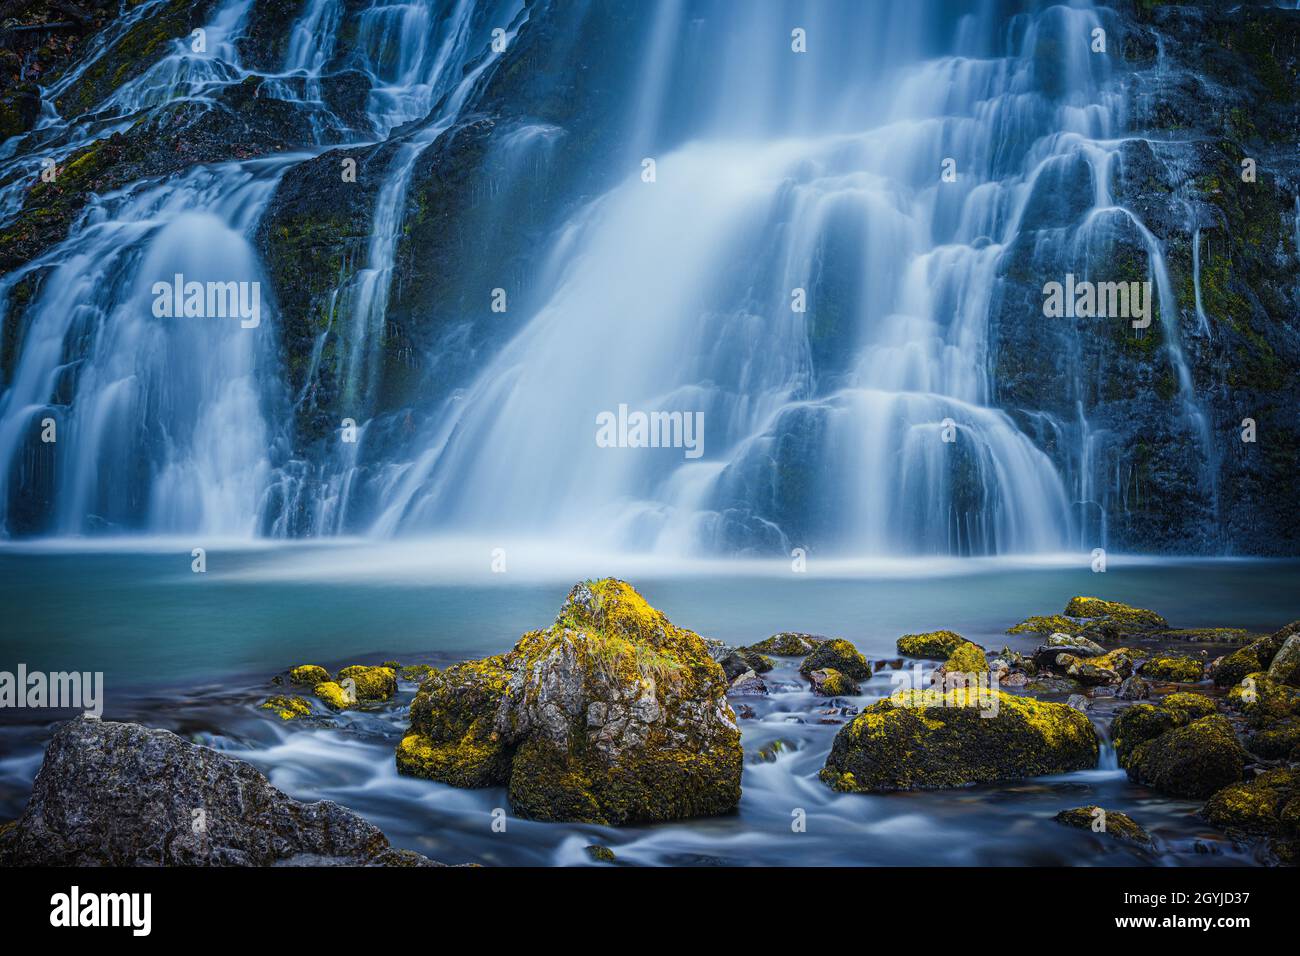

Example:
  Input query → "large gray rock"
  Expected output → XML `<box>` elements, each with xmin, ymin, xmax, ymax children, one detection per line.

<box><xmin>0</xmin><ymin>718</ymin><xmax>433</xmax><ymax>867</ymax></box>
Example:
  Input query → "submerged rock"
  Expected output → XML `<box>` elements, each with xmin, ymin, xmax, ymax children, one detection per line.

<box><xmin>585</xmin><ymin>844</ymin><xmax>616</xmax><ymax>863</ymax></box>
<box><xmin>396</xmin><ymin>579</ymin><xmax>742</xmax><ymax>825</ymax></box>
<box><xmin>819</xmin><ymin>688</ymin><xmax>1099</xmax><ymax>792</ymax></box>
<box><xmin>1054</xmin><ymin>806</ymin><xmax>1153</xmax><ymax>847</ymax></box>
<box><xmin>895</xmin><ymin>629</ymin><xmax>967</xmax><ymax>660</ymax></box>
<box><xmin>0</xmin><ymin>718</ymin><xmax>433</xmax><ymax>866</ymax></box>
<box><xmin>799</xmin><ymin>638</ymin><xmax>872</xmax><ymax>680</ymax></box>
<box><xmin>727</xmin><ymin>669</ymin><xmax>769</xmax><ymax>697</ymax></box>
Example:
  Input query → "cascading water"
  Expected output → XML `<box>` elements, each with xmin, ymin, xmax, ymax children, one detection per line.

<box><xmin>0</xmin><ymin>1</ymin><xmax>1227</xmax><ymax>555</ymax></box>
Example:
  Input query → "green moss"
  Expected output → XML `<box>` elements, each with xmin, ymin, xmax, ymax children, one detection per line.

<box><xmin>820</xmin><ymin>688</ymin><xmax>1099</xmax><ymax>792</ymax></box>
<box><xmin>395</xmin><ymin>731</ymin><xmax>508</xmax><ymax>788</ymax></box>
<box><xmin>1226</xmin><ymin>672</ymin><xmax>1300</xmax><ymax>727</ymax></box>
<box><xmin>896</xmin><ymin>629</ymin><xmax>967</xmax><ymax>659</ymax></box>
<box><xmin>260</xmin><ymin>695</ymin><xmax>312</xmax><ymax>720</ymax></box>
<box><xmin>401</xmin><ymin>663</ymin><xmax>434</xmax><ymax>681</ymax></box>
<box><xmin>288</xmin><ymin>664</ymin><xmax>330</xmax><ymax>686</ymax></box>
<box><xmin>1138</xmin><ymin>656</ymin><xmax>1205</xmax><ymax>683</ymax></box>
<box><xmin>799</xmin><ymin>638</ymin><xmax>872</xmax><ymax>679</ymax></box>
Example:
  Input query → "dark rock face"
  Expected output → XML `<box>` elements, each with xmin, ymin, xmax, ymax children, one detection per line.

<box><xmin>992</xmin><ymin>1</ymin><xmax>1300</xmax><ymax>555</ymax></box>
<box><xmin>0</xmin><ymin>718</ymin><xmax>433</xmax><ymax>866</ymax></box>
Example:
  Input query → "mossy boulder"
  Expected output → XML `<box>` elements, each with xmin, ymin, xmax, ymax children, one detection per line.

<box><xmin>808</xmin><ymin>668</ymin><xmax>860</xmax><ymax>697</ymax></box>
<box><xmin>748</xmin><ymin>633</ymin><xmax>823</xmax><ymax>656</ymax></box>
<box><xmin>585</xmin><ymin>844</ymin><xmax>616</xmax><ymax>863</ymax></box>
<box><xmin>401</xmin><ymin>664</ymin><xmax>435</xmax><ymax>682</ymax></box>
<box><xmin>288</xmin><ymin>665</ymin><xmax>331</xmax><ymax>686</ymax></box>
<box><xmin>1245</xmin><ymin>719</ymin><xmax>1300</xmax><ymax>760</ymax></box>
<box><xmin>1065</xmin><ymin>646</ymin><xmax>1140</xmax><ymax>685</ymax></box>
<box><xmin>337</xmin><ymin>665</ymin><xmax>397</xmax><ymax>702</ymax></box>
<box><xmin>1110</xmin><ymin>703</ymin><xmax>1182</xmax><ymax>765</ymax></box>
<box><xmin>1138</xmin><ymin>655</ymin><xmax>1205</xmax><ymax>683</ymax></box>
<box><xmin>1054</xmin><ymin>806</ymin><xmax>1153</xmax><ymax>847</ymax></box>
<box><xmin>799</xmin><ymin>638</ymin><xmax>872</xmax><ymax>680</ymax></box>
<box><xmin>1160</xmin><ymin>692</ymin><xmax>1217</xmax><ymax>721</ymax></box>
<box><xmin>1122</xmin><ymin>715</ymin><xmax>1247</xmax><ymax>799</ymax></box>
<box><xmin>396</xmin><ymin>580</ymin><xmax>742</xmax><ymax>825</ymax></box>
<box><xmin>1063</xmin><ymin>596</ymin><xmax>1168</xmax><ymax>632</ymax></box>
<box><xmin>1226</xmin><ymin>672</ymin><xmax>1300</xmax><ymax>727</ymax></box>
<box><xmin>896</xmin><ymin>630</ymin><xmax>967</xmax><ymax>660</ymax></box>
<box><xmin>819</xmin><ymin>687</ymin><xmax>1099</xmax><ymax>792</ymax></box>
<box><xmin>1201</xmin><ymin>769</ymin><xmax>1300</xmax><ymax>861</ymax></box>
<box><xmin>1215</xmin><ymin>622</ymin><xmax>1298</xmax><ymax>687</ymax></box>
<box><xmin>314</xmin><ymin>682</ymin><xmax>353</xmax><ymax>712</ymax></box>
<box><xmin>260</xmin><ymin>695</ymin><xmax>312</xmax><ymax>721</ymax></box>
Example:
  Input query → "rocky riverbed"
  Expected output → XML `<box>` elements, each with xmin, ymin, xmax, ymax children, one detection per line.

<box><xmin>3</xmin><ymin>578</ymin><xmax>1297</xmax><ymax>866</ymax></box>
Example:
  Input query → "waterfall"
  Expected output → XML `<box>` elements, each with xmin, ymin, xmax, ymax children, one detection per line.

<box><xmin>0</xmin><ymin>0</ymin><xmax>1231</xmax><ymax>554</ymax></box>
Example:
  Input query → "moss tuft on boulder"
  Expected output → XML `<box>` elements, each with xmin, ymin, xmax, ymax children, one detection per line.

<box><xmin>896</xmin><ymin>630</ymin><xmax>967</xmax><ymax>660</ymax></box>
<box><xmin>799</xmin><ymin>638</ymin><xmax>872</xmax><ymax>680</ymax></box>
<box><xmin>395</xmin><ymin>579</ymin><xmax>742</xmax><ymax>825</ymax></box>
<box><xmin>1007</xmin><ymin>615</ymin><xmax>1087</xmax><ymax>636</ymax></box>
<box><xmin>819</xmin><ymin>687</ymin><xmax>1099</xmax><ymax>792</ymax></box>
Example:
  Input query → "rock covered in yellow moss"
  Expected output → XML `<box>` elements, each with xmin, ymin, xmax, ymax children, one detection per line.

<box><xmin>260</xmin><ymin>695</ymin><xmax>312</xmax><ymax>720</ymax></box>
<box><xmin>1214</xmin><ymin>621</ymin><xmax>1300</xmax><ymax>687</ymax></box>
<box><xmin>1201</xmin><ymin>769</ymin><xmax>1299</xmax><ymax>863</ymax></box>
<box><xmin>808</xmin><ymin>668</ymin><xmax>859</xmax><ymax>697</ymax></box>
<box><xmin>896</xmin><ymin>629</ymin><xmax>967</xmax><ymax>660</ymax></box>
<box><xmin>337</xmin><ymin>665</ymin><xmax>397</xmax><ymax>702</ymax></box>
<box><xmin>819</xmin><ymin>687</ymin><xmax>1099</xmax><ymax>792</ymax></box>
<box><xmin>799</xmin><ymin>638</ymin><xmax>872</xmax><ymax>680</ymax></box>
<box><xmin>314</xmin><ymin>681</ymin><xmax>354</xmax><ymax>711</ymax></box>
<box><xmin>1138</xmin><ymin>655</ymin><xmax>1205</xmax><ymax>683</ymax></box>
<box><xmin>1118</xmin><ymin>713</ymin><xmax>1246</xmax><ymax>799</ymax></box>
<box><xmin>1054</xmin><ymin>806</ymin><xmax>1154</xmax><ymax>847</ymax></box>
<box><xmin>288</xmin><ymin>665</ymin><xmax>330</xmax><ymax>686</ymax></box>
<box><xmin>395</xmin><ymin>579</ymin><xmax>742</xmax><ymax>825</ymax></box>
<box><xmin>747</xmin><ymin>633</ymin><xmax>823</xmax><ymax>656</ymax></box>
<box><xmin>1063</xmin><ymin>596</ymin><xmax>1168</xmax><ymax>633</ymax></box>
